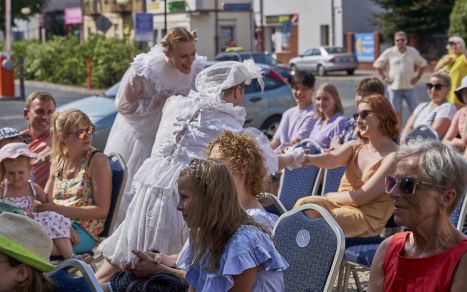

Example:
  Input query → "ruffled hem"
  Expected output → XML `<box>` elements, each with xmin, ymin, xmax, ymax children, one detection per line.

<box><xmin>220</xmin><ymin>226</ymin><xmax>289</xmax><ymax>275</ymax></box>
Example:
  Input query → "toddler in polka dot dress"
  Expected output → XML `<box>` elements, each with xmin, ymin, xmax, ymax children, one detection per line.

<box><xmin>0</xmin><ymin>143</ymin><xmax>77</xmax><ymax>259</ymax></box>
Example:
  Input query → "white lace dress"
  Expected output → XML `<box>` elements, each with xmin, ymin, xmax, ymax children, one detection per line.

<box><xmin>98</xmin><ymin>91</ymin><xmax>252</xmax><ymax>266</ymax></box>
<box><xmin>104</xmin><ymin>45</ymin><xmax>206</xmax><ymax>227</ymax></box>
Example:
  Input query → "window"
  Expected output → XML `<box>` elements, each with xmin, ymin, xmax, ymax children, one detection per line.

<box><xmin>320</xmin><ymin>25</ymin><xmax>329</xmax><ymax>46</ymax></box>
<box><xmin>312</xmin><ymin>49</ymin><xmax>321</xmax><ymax>56</ymax></box>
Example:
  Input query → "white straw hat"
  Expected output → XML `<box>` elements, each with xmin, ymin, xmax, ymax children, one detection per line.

<box><xmin>0</xmin><ymin>213</ymin><xmax>54</xmax><ymax>272</ymax></box>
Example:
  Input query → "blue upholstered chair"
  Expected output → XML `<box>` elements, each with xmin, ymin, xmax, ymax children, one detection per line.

<box><xmin>273</xmin><ymin>203</ymin><xmax>345</xmax><ymax>292</ymax></box>
<box><xmin>404</xmin><ymin>125</ymin><xmax>439</xmax><ymax>144</ymax></box>
<box><xmin>46</xmin><ymin>259</ymin><xmax>103</xmax><ymax>292</ymax></box>
<box><xmin>321</xmin><ymin>166</ymin><xmax>347</xmax><ymax>196</ymax></box>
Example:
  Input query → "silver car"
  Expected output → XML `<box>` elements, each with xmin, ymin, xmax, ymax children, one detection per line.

<box><xmin>57</xmin><ymin>66</ymin><xmax>294</xmax><ymax>150</ymax></box>
<box><xmin>288</xmin><ymin>46</ymin><xmax>358</xmax><ymax>76</ymax></box>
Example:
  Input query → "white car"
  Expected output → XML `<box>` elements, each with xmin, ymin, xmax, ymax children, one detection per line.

<box><xmin>289</xmin><ymin>46</ymin><xmax>358</xmax><ymax>76</ymax></box>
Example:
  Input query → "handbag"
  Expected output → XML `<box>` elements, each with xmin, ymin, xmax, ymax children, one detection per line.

<box><xmin>110</xmin><ymin>271</ymin><xmax>187</xmax><ymax>292</ymax></box>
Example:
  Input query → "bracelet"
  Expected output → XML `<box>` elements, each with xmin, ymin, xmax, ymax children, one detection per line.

<box><xmin>146</xmin><ymin>248</ymin><xmax>160</xmax><ymax>253</ymax></box>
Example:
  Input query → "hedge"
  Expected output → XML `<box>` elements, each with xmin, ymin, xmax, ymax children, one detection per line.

<box><xmin>3</xmin><ymin>35</ymin><xmax>140</xmax><ymax>89</ymax></box>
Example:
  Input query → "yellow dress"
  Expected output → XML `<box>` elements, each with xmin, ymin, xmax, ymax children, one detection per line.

<box><xmin>302</xmin><ymin>143</ymin><xmax>393</xmax><ymax>237</ymax></box>
<box><xmin>448</xmin><ymin>54</ymin><xmax>467</xmax><ymax>107</ymax></box>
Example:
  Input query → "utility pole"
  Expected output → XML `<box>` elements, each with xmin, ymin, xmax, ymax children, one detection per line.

<box><xmin>5</xmin><ymin>0</ymin><xmax>11</xmax><ymax>55</ymax></box>
<box><xmin>164</xmin><ymin>0</ymin><xmax>167</xmax><ymax>37</ymax></box>
<box><xmin>259</xmin><ymin>0</ymin><xmax>264</xmax><ymax>52</ymax></box>
<box><xmin>214</xmin><ymin>0</ymin><xmax>219</xmax><ymax>55</ymax></box>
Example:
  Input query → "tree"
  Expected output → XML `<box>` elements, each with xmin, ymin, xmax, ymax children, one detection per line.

<box><xmin>448</xmin><ymin>0</ymin><xmax>467</xmax><ymax>41</ymax></box>
<box><xmin>371</xmin><ymin>0</ymin><xmax>455</xmax><ymax>39</ymax></box>
<box><xmin>0</xmin><ymin>0</ymin><xmax>48</xmax><ymax>30</ymax></box>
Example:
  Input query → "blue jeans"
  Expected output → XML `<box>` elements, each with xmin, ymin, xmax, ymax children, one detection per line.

<box><xmin>387</xmin><ymin>88</ymin><xmax>419</xmax><ymax>113</ymax></box>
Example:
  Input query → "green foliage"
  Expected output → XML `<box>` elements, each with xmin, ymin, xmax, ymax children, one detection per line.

<box><xmin>10</xmin><ymin>36</ymin><xmax>139</xmax><ymax>88</ymax></box>
<box><xmin>371</xmin><ymin>0</ymin><xmax>455</xmax><ymax>38</ymax></box>
<box><xmin>448</xmin><ymin>0</ymin><xmax>467</xmax><ymax>41</ymax></box>
<box><xmin>0</xmin><ymin>0</ymin><xmax>48</xmax><ymax>30</ymax></box>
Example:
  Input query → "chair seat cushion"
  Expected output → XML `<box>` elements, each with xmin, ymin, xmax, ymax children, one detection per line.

<box><xmin>345</xmin><ymin>244</ymin><xmax>379</xmax><ymax>267</ymax></box>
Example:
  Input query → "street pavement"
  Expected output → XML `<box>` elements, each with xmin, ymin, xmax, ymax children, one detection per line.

<box><xmin>0</xmin><ymin>70</ymin><xmax>431</xmax><ymax>131</ymax></box>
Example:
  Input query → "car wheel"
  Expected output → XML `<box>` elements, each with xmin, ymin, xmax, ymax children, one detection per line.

<box><xmin>318</xmin><ymin>65</ymin><xmax>326</xmax><ymax>76</ymax></box>
<box><xmin>347</xmin><ymin>69</ymin><xmax>355</xmax><ymax>75</ymax></box>
<box><xmin>290</xmin><ymin>64</ymin><xmax>298</xmax><ymax>76</ymax></box>
<box><xmin>261</xmin><ymin>116</ymin><xmax>282</xmax><ymax>140</ymax></box>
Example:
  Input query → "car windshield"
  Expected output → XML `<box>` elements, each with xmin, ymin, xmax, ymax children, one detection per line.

<box><xmin>324</xmin><ymin>47</ymin><xmax>346</xmax><ymax>54</ymax></box>
<box><xmin>105</xmin><ymin>82</ymin><xmax>121</xmax><ymax>98</ymax></box>
<box><xmin>241</xmin><ymin>53</ymin><xmax>277</xmax><ymax>65</ymax></box>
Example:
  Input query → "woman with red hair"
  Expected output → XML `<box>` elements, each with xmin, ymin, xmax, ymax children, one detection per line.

<box><xmin>294</xmin><ymin>94</ymin><xmax>399</xmax><ymax>238</ymax></box>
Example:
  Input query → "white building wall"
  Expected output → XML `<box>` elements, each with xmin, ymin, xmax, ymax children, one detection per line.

<box><xmin>148</xmin><ymin>0</ymin><xmax>254</xmax><ymax>59</ymax></box>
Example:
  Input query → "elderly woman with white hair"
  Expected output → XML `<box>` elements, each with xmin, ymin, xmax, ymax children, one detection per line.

<box><xmin>96</xmin><ymin>60</ymin><xmax>300</xmax><ymax>282</ymax></box>
<box><xmin>368</xmin><ymin>140</ymin><xmax>467</xmax><ymax>292</ymax></box>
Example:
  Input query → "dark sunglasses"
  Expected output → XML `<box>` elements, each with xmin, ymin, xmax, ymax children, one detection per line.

<box><xmin>447</xmin><ymin>41</ymin><xmax>456</xmax><ymax>46</ymax></box>
<box><xmin>385</xmin><ymin>175</ymin><xmax>445</xmax><ymax>196</ymax></box>
<box><xmin>353</xmin><ymin>109</ymin><xmax>374</xmax><ymax>120</ymax></box>
<box><xmin>74</xmin><ymin>125</ymin><xmax>95</xmax><ymax>140</ymax></box>
<box><xmin>426</xmin><ymin>83</ymin><xmax>447</xmax><ymax>91</ymax></box>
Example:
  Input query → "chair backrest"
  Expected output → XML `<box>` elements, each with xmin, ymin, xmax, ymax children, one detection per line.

<box><xmin>321</xmin><ymin>166</ymin><xmax>347</xmax><ymax>195</ymax></box>
<box><xmin>277</xmin><ymin>139</ymin><xmax>323</xmax><ymax>210</ymax></box>
<box><xmin>273</xmin><ymin>204</ymin><xmax>345</xmax><ymax>292</ymax></box>
<box><xmin>404</xmin><ymin>125</ymin><xmax>439</xmax><ymax>144</ymax></box>
<box><xmin>261</xmin><ymin>192</ymin><xmax>287</xmax><ymax>215</ymax></box>
<box><xmin>46</xmin><ymin>259</ymin><xmax>103</xmax><ymax>292</ymax></box>
<box><xmin>450</xmin><ymin>192</ymin><xmax>467</xmax><ymax>232</ymax></box>
<box><xmin>100</xmin><ymin>152</ymin><xmax>128</xmax><ymax>237</ymax></box>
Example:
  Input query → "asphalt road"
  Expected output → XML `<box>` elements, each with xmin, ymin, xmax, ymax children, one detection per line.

<box><xmin>0</xmin><ymin>71</ymin><xmax>431</xmax><ymax>131</ymax></box>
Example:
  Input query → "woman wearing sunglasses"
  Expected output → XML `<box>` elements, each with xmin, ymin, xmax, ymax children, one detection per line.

<box><xmin>368</xmin><ymin>140</ymin><xmax>467</xmax><ymax>292</ymax></box>
<box><xmin>294</xmin><ymin>94</ymin><xmax>398</xmax><ymax>238</ymax></box>
<box><xmin>37</xmin><ymin>108</ymin><xmax>112</xmax><ymax>254</ymax></box>
<box><xmin>400</xmin><ymin>72</ymin><xmax>457</xmax><ymax>143</ymax></box>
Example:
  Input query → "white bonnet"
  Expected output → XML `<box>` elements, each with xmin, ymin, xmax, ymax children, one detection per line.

<box><xmin>195</xmin><ymin>59</ymin><xmax>264</xmax><ymax>97</ymax></box>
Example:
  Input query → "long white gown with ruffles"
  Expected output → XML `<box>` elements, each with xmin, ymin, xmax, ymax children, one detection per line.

<box><xmin>98</xmin><ymin>91</ymin><xmax>274</xmax><ymax>266</ymax></box>
<box><xmin>104</xmin><ymin>45</ymin><xmax>206</xmax><ymax>227</ymax></box>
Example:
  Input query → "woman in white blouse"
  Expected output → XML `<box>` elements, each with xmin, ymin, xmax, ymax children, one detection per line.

<box><xmin>400</xmin><ymin>72</ymin><xmax>457</xmax><ymax>142</ymax></box>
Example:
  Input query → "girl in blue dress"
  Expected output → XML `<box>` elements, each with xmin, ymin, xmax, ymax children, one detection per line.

<box><xmin>176</xmin><ymin>158</ymin><xmax>288</xmax><ymax>291</ymax></box>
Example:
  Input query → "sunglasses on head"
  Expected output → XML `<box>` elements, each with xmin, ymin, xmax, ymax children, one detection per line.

<box><xmin>74</xmin><ymin>125</ymin><xmax>95</xmax><ymax>140</ymax></box>
<box><xmin>385</xmin><ymin>175</ymin><xmax>445</xmax><ymax>196</ymax></box>
<box><xmin>426</xmin><ymin>83</ymin><xmax>446</xmax><ymax>91</ymax></box>
<box><xmin>447</xmin><ymin>41</ymin><xmax>456</xmax><ymax>46</ymax></box>
<box><xmin>353</xmin><ymin>109</ymin><xmax>374</xmax><ymax>120</ymax></box>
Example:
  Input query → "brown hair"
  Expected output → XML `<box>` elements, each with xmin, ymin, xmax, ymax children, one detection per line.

<box><xmin>179</xmin><ymin>158</ymin><xmax>268</xmax><ymax>272</ymax></box>
<box><xmin>25</xmin><ymin>92</ymin><xmax>56</xmax><ymax>110</ymax></box>
<box><xmin>51</xmin><ymin>109</ymin><xmax>93</xmax><ymax>167</ymax></box>
<box><xmin>5</xmin><ymin>255</ymin><xmax>56</xmax><ymax>292</ymax></box>
<box><xmin>357</xmin><ymin>94</ymin><xmax>399</xmax><ymax>138</ymax></box>
<box><xmin>315</xmin><ymin>83</ymin><xmax>344</xmax><ymax>118</ymax></box>
<box><xmin>207</xmin><ymin>131</ymin><xmax>266</xmax><ymax>199</ymax></box>
<box><xmin>356</xmin><ymin>77</ymin><xmax>385</xmax><ymax>97</ymax></box>
<box><xmin>160</xmin><ymin>27</ymin><xmax>197</xmax><ymax>51</ymax></box>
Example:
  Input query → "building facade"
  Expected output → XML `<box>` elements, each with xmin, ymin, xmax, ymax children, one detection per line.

<box><xmin>253</xmin><ymin>0</ymin><xmax>380</xmax><ymax>63</ymax></box>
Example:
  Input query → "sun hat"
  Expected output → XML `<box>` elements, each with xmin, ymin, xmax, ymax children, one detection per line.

<box><xmin>0</xmin><ymin>212</ymin><xmax>54</xmax><ymax>272</ymax></box>
<box><xmin>0</xmin><ymin>142</ymin><xmax>41</xmax><ymax>164</ymax></box>
<box><xmin>454</xmin><ymin>76</ymin><xmax>467</xmax><ymax>104</ymax></box>
<box><xmin>0</xmin><ymin>127</ymin><xmax>27</xmax><ymax>142</ymax></box>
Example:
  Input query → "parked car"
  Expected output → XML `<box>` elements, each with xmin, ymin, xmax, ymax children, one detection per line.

<box><xmin>56</xmin><ymin>66</ymin><xmax>294</xmax><ymax>150</ymax></box>
<box><xmin>215</xmin><ymin>51</ymin><xmax>292</xmax><ymax>82</ymax></box>
<box><xmin>288</xmin><ymin>46</ymin><xmax>358</xmax><ymax>76</ymax></box>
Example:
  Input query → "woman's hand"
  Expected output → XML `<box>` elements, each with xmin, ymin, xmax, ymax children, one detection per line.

<box><xmin>128</xmin><ymin>250</ymin><xmax>166</xmax><ymax>278</ymax></box>
<box><xmin>35</xmin><ymin>202</ymin><xmax>58</xmax><ymax>212</ymax></box>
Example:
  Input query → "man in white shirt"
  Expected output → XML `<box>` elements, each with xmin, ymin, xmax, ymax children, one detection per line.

<box><xmin>373</xmin><ymin>31</ymin><xmax>427</xmax><ymax>130</ymax></box>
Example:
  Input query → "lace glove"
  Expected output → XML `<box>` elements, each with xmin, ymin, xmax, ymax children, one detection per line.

<box><xmin>284</xmin><ymin>147</ymin><xmax>305</xmax><ymax>170</ymax></box>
